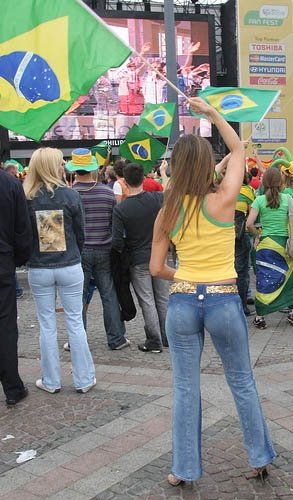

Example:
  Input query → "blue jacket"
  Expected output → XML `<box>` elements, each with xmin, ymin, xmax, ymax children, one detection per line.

<box><xmin>27</xmin><ymin>186</ymin><xmax>85</xmax><ymax>268</ymax></box>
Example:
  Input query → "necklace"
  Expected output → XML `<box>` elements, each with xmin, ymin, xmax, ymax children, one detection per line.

<box><xmin>75</xmin><ymin>181</ymin><xmax>97</xmax><ymax>192</ymax></box>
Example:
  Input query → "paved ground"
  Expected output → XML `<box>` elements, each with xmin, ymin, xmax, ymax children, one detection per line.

<box><xmin>0</xmin><ymin>270</ymin><xmax>293</xmax><ymax>499</ymax></box>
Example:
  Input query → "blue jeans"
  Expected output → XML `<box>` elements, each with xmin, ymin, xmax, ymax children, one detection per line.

<box><xmin>15</xmin><ymin>274</ymin><xmax>23</xmax><ymax>296</ymax></box>
<box><xmin>81</xmin><ymin>248</ymin><xmax>126</xmax><ymax>349</ymax></box>
<box><xmin>28</xmin><ymin>264</ymin><xmax>95</xmax><ymax>390</ymax></box>
<box><xmin>166</xmin><ymin>285</ymin><xmax>276</xmax><ymax>481</ymax></box>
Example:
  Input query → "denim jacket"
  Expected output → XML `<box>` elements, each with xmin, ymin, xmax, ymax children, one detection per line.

<box><xmin>27</xmin><ymin>186</ymin><xmax>85</xmax><ymax>268</ymax></box>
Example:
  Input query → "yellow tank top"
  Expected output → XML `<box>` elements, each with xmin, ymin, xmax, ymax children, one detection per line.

<box><xmin>171</xmin><ymin>196</ymin><xmax>236</xmax><ymax>282</ymax></box>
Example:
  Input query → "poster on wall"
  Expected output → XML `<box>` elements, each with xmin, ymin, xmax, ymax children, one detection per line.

<box><xmin>237</xmin><ymin>1</ymin><xmax>292</xmax><ymax>159</ymax></box>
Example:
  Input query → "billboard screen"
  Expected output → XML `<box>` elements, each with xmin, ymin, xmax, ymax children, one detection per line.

<box><xmin>237</xmin><ymin>0</ymin><xmax>292</xmax><ymax>158</ymax></box>
<box><xmin>8</xmin><ymin>11</ymin><xmax>216</xmax><ymax>145</ymax></box>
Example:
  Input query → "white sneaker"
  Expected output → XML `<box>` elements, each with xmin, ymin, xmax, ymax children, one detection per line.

<box><xmin>76</xmin><ymin>377</ymin><xmax>96</xmax><ymax>394</ymax></box>
<box><xmin>63</xmin><ymin>342</ymin><xmax>70</xmax><ymax>352</ymax></box>
<box><xmin>112</xmin><ymin>338</ymin><xmax>131</xmax><ymax>350</ymax></box>
<box><xmin>36</xmin><ymin>379</ymin><xmax>60</xmax><ymax>394</ymax></box>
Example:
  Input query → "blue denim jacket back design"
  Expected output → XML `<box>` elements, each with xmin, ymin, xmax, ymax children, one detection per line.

<box><xmin>27</xmin><ymin>186</ymin><xmax>85</xmax><ymax>268</ymax></box>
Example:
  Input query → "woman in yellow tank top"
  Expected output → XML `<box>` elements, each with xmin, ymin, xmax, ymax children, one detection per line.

<box><xmin>150</xmin><ymin>97</ymin><xmax>276</xmax><ymax>486</ymax></box>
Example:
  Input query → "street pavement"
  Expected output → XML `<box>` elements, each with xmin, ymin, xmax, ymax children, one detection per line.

<box><xmin>0</xmin><ymin>270</ymin><xmax>293</xmax><ymax>499</ymax></box>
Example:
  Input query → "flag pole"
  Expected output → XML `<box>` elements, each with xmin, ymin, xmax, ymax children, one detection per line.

<box><xmin>163</xmin><ymin>136</ymin><xmax>171</xmax><ymax>161</ymax></box>
<box><xmin>132</xmin><ymin>50</ymin><xmax>187</xmax><ymax>101</ymax></box>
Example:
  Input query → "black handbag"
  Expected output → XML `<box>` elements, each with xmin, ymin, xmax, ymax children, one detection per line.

<box><xmin>234</xmin><ymin>210</ymin><xmax>246</xmax><ymax>241</ymax></box>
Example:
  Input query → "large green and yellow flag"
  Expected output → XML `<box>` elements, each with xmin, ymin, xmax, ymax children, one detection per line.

<box><xmin>138</xmin><ymin>102</ymin><xmax>176</xmax><ymax>137</ymax></box>
<box><xmin>0</xmin><ymin>0</ymin><xmax>131</xmax><ymax>141</ymax></box>
<box><xmin>119</xmin><ymin>125</ymin><xmax>166</xmax><ymax>173</ymax></box>
<box><xmin>196</xmin><ymin>86</ymin><xmax>280</xmax><ymax>123</ymax></box>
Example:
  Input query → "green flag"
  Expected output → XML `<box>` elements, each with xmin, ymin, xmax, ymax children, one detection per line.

<box><xmin>119</xmin><ymin>125</ymin><xmax>166</xmax><ymax>173</ymax></box>
<box><xmin>0</xmin><ymin>0</ymin><xmax>131</xmax><ymax>141</ymax></box>
<box><xmin>194</xmin><ymin>86</ymin><xmax>280</xmax><ymax>123</ymax></box>
<box><xmin>91</xmin><ymin>141</ymin><xmax>112</xmax><ymax>166</ymax></box>
<box><xmin>138</xmin><ymin>102</ymin><xmax>176</xmax><ymax>137</ymax></box>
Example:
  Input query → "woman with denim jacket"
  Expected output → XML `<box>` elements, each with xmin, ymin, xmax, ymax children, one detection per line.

<box><xmin>24</xmin><ymin>148</ymin><xmax>96</xmax><ymax>394</ymax></box>
<box><xmin>150</xmin><ymin>98</ymin><xmax>276</xmax><ymax>486</ymax></box>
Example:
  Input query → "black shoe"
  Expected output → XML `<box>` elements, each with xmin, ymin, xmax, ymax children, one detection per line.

<box><xmin>247</xmin><ymin>297</ymin><xmax>255</xmax><ymax>305</ymax></box>
<box><xmin>253</xmin><ymin>316</ymin><xmax>267</xmax><ymax>330</ymax></box>
<box><xmin>138</xmin><ymin>343</ymin><xmax>162</xmax><ymax>353</ymax></box>
<box><xmin>6</xmin><ymin>387</ymin><xmax>28</xmax><ymax>407</ymax></box>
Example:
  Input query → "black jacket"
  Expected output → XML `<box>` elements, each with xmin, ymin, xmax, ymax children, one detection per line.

<box><xmin>27</xmin><ymin>186</ymin><xmax>85</xmax><ymax>268</ymax></box>
<box><xmin>0</xmin><ymin>170</ymin><xmax>32</xmax><ymax>267</ymax></box>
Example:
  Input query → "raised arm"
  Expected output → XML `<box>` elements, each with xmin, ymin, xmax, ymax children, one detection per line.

<box><xmin>189</xmin><ymin>97</ymin><xmax>245</xmax><ymax>204</ymax></box>
<box><xmin>159</xmin><ymin>159</ymin><xmax>169</xmax><ymax>190</ymax></box>
<box><xmin>252</xmin><ymin>149</ymin><xmax>266</xmax><ymax>173</ymax></box>
<box><xmin>181</xmin><ymin>42</ymin><xmax>201</xmax><ymax>70</ymax></box>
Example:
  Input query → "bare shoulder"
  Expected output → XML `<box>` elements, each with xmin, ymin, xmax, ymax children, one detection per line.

<box><xmin>204</xmin><ymin>191</ymin><xmax>235</xmax><ymax>223</ymax></box>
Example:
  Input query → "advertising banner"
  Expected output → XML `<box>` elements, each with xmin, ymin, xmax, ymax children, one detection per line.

<box><xmin>237</xmin><ymin>1</ymin><xmax>292</xmax><ymax>159</ymax></box>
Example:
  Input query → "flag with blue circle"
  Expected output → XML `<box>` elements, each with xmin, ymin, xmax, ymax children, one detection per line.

<box><xmin>0</xmin><ymin>0</ymin><xmax>131</xmax><ymax>141</ymax></box>
<box><xmin>193</xmin><ymin>86</ymin><xmax>280</xmax><ymax>123</ymax></box>
<box><xmin>255</xmin><ymin>236</ymin><xmax>293</xmax><ymax>316</ymax></box>
<box><xmin>138</xmin><ymin>102</ymin><xmax>176</xmax><ymax>137</ymax></box>
<box><xmin>119</xmin><ymin>125</ymin><xmax>166</xmax><ymax>173</ymax></box>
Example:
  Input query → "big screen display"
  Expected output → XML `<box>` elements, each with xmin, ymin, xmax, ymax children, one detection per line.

<box><xmin>8</xmin><ymin>12</ymin><xmax>215</xmax><ymax>144</ymax></box>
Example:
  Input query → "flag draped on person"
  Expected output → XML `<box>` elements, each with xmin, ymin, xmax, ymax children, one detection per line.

<box><xmin>138</xmin><ymin>102</ymin><xmax>176</xmax><ymax>137</ymax></box>
<box><xmin>192</xmin><ymin>86</ymin><xmax>280</xmax><ymax>123</ymax></box>
<box><xmin>0</xmin><ymin>0</ymin><xmax>132</xmax><ymax>141</ymax></box>
<box><xmin>119</xmin><ymin>125</ymin><xmax>166</xmax><ymax>173</ymax></box>
<box><xmin>255</xmin><ymin>236</ymin><xmax>293</xmax><ymax>316</ymax></box>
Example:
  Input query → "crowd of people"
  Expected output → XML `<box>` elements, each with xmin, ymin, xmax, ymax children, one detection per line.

<box><xmin>1</xmin><ymin>97</ymin><xmax>293</xmax><ymax>487</ymax></box>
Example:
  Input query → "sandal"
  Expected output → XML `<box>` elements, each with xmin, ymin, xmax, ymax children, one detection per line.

<box><xmin>167</xmin><ymin>473</ymin><xmax>183</xmax><ymax>486</ymax></box>
<box><xmin>246</xmin><ymin>466</ymin><xmax>268</xmax><ymax>485</ymax></box>
<box><xmin>253</xmin><ymin>316</ymin><xmax>267</xmax><ymax>330</ymax></box>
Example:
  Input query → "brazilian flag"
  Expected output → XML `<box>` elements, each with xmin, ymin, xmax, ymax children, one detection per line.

<box><xmin>138</xmin><ymin>102</ymin><xmax>176</xmax><ymax>137</ymax></box>
<box><xmin>119</xmin><ymin>125</ymin><xmax>166</xmax><ymax>174</ymax></box>
<box><xmin>195</xmin><ymin>87</ymin><xmax>280</xmax><ymax>123</ymax></box>
<box><xmin>0</xmin><ymin>0</ymin><xmax>131</xmax><ymax>141</ymax></box>
<box><xmin>91</xmin><ymin>141</ymin><xmax>112</xmax><ymax>167</ymax></box>
<box><xmin>255</xmin><ymin>236</ymin><xmax>293</xmax><ymax>315</ymax></box>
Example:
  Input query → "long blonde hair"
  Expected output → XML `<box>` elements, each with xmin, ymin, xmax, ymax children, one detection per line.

<box><xmin>24</xmin><ymin>147</ymin><xmax>65</xmax><ymax>200</ymax></box>
<box><xmin>159</xmin><ymin>134</ymin><xmax>216</xmax><ymax>237</ymax></box>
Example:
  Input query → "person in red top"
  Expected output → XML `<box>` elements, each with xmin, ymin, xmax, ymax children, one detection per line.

<box><xmin>249</xmin><ymin>167</ymin><xmax>261</xmax><ymax>190</ymax></box>
<box><xmin>143</xmin><ymin>171</ymin><xmax>164</xmax><ymax>192</ymax></box>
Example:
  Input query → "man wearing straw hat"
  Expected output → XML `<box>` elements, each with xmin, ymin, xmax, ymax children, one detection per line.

<box><xmin>66</xmin><ymin>148</ymin><xmax>129</xmax><ymax>350</ymax></box>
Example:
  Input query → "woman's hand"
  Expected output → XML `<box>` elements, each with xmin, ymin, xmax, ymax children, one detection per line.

<box><xmin>159</xmin><ymin>159</ymin><xmax>168</xmax><ymax>175</ymax></box>
<box><xmin>188</xmin><ymin>41</ymin><xmax>201</xmax><ymax>54</ymax></box>
<box><xmin>140</xmin><ymin>42</ymin><xmax>151</xmax><ymax>54</ymax></box>
<box><xmin>188</xmin><ymin>97</ymin><xmax>215</xmax><ymax>119</ymax></box>
<box><xmin>253</xmin><ymin>235</ymin><xmax>260</xmax><ymax>249</ymax></box>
